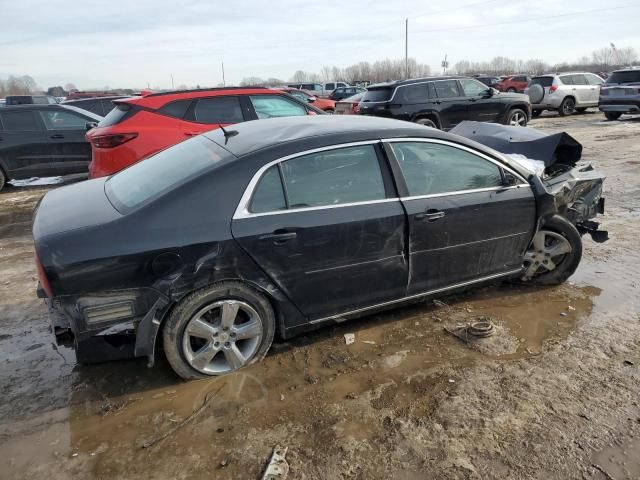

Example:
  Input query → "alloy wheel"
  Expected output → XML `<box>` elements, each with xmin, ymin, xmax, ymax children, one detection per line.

<box><xmin>562</xmin><ymin>99</ymin><xmax>575</xmax><ymax>115</ymax></box>
<box><xmin>522</xmin><ymin>230</ymin><xmax>572</xmax><ymax>280</ymax></box>
<box><xmin>182</xmin><ymin>300</ymin><xmax>263</xmax><ymax>375</ymax></box>
<box><xmin>509</xmin><ymin>111</ymin><xmax>527</xmax><ymax>126</ymax></box>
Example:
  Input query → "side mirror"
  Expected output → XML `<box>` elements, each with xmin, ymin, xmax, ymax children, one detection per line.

<box><xmin>86</xmin><ymin>121</ymin><xmax>98</xmax><ymax>131</ymax></box>
<box><xmin>502</xmin><ymin>171</ymin><xmax>519</xmax><ymax>186</ymax></box>
<box><xmin>484</xmin><ymin>88</ymin><xmax>496</xmax><ymax>97</ymax></box>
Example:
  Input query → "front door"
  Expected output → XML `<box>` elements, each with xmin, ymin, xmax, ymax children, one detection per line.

<box><xmin>459</xmin><ymin>78</ymin><xmax>504</xmax><ymax>122</ymax></box>
<box><xmin>38</xmin><ymin>109</ymin><xmax>93</xmax><ymax>176</ymax></box>
<box><xmin>232</xmin><ymin>142</ymin><xmax>408</xmax><ymax>321</ymax></box>
<box><xmin>0</xmin><ymin>109</ymin><xmax>50</xmax><ymax>179</ymax></box>
<box><xmin>386</xmin><ymin>140</ymin><xmax>536</xmax><ymax>295</ymax></box>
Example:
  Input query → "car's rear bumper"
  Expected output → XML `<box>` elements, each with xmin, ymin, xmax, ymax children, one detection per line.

<box><xmin>599</xmin><ymin>103</ymin><xmax>640</xmax><ymax>113</ymax></box>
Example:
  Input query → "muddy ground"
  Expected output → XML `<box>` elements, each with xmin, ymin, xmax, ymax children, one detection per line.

<box><xmin>0</xmin><ymin>112</ymin><xmax>639</xmax><ymax>480</ymax></box>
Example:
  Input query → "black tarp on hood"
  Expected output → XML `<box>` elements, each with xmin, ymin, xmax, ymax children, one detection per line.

<box><xmin>450</xmin><ymin>121</ymin><xmax>582</xmax><ymax>167</ymax></box>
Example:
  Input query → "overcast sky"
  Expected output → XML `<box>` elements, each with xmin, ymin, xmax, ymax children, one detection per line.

<box><xmin>1</xmin><ymin>0</ymin><xmax>639</xmax><ymax>89</ymax></box>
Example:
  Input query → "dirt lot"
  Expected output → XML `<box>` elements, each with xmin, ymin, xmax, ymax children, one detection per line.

<box><xmin>1</xmin><ymin>112</ymin><xmax>639</xmax><ymax>480</ymax></box>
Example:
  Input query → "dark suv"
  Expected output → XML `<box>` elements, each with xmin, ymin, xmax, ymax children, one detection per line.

<box><xmin>599</xmin><ymin>68</ymin><xmax>640</xmax><ymax>120</ymax></box>
<box><xmin>358</xmin><ymin>76</ymin><xmax>531</xmax><ymax>129</ymax></box>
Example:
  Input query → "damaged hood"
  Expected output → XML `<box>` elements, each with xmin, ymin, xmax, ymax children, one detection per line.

<box><xmin>450</xmin><ymin>121</ymin><xmax>583</xmax><ymax>168</ymax></box>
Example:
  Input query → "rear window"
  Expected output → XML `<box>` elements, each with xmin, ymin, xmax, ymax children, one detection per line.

<box><xmin>607</xmin><ymin>70</ymin><xmax>640</xmax><ymax>85</ymax></box>
<box><xmin>98</xmin><ymin>103</ymin><xmax>135</xmax><ymax>127</ymax></box>
<box><xmin>530</xmin><ymin>77</ymin><xmax>553</xmax><ymax>88</ymax></box>
<box><xmin>105</xmin><ymin>136</ymin><xmax>227</xmax><ymax>211</ymax></box>
<box><xmin>361</xmin><ymin>88</ymin><xmax>393</xmax><ymax>102</ymax></box>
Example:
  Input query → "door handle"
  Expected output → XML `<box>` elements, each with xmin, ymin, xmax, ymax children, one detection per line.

<box><xmin>259</xmin><ymin>230</ymin><xmax>297</xmax><ymax>244</ymax></box>
<box><xmin>50</xmin><ymin>134</ymin><xmax>64</xmax><ymax>139</ymax></box>
<box><xmin>415</xmin><ymin>209</ymin><xmax>445</xmax><ymax>222</ymax></box>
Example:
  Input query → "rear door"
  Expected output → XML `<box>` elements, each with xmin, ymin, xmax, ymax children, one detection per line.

<box><xmin>0</xmin><ymin>109</ymin><xmax>50</xmax><ymax>179</ymax></box>
<box><xmin>432</xmin><ymin>80</ymin><xmax>469</xmax><ymax>129</ymax></box>
<box><xmin>459</xmin><ymin>78</ymin><xmax>504</xmax><ymax>122</ymax></box>
<box><xmin>38</xmin><ymin>108</ymin><xmax>93</xmax><ymax>176</ymax></box>
<box><xmin>231</xmin><ymin>142</ymin><xmax>408</xmax><ymax>321</ymax></box>
<box><xmin>385</xmin><ymin>139</ymin><xmax>535</xmax><ymax>294</ymax></box>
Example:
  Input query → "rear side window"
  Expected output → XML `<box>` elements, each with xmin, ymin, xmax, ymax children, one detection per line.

<box><xmin>571</xmin><ymin>74</ymin><xmax>588</xmax><ymax>85</ymax></box>
<box><xmin>98</xmin><ymin>103</ymin><xmax>134</xmax><ymax>127</ymax></box>
<box><xmin>395</xmin><ymin>83</ymin><xmax>428</xmax><ymax>103</ymax></box>
<box><xmin>390</xmin><ymin>142</ymin><xmax>502</xmax><ymax>196</ymax></box>
<box><xmin>434</xmin><ymin>80</ymin><xmax>461</xmax><ymax>99</ymax></box>
<box><xmin>40</xmin><ymin>110</ymin><xmax>87</xmax><ymax>130</ymax></box>
<box><xmin>607</xmin><ymin>70</ymin><xmax>640</xmax><ymax>84</ymax></box>
<box><xmin>249</xmin><ymin>95</ymin><xmax>307</xmax><ymax>119</ymax></box>
<box><xmin>105</xmin><ymin>136</ymin><xmax>227</xmax><ymax>211</ymax></box>
<box><xmin>559</xmin><ymin>75</ymin><xmax>574</xmax><ymax>86</ymax></box>
<box><xmin>250</xmin><ymin>166</ymin><xmax>286</xmax><ymax>213</ymax></box>
<box><xmin>361</xmin><ymin>88</ymin><xmax>393</xmax><ymax>102</ymax></box>
<box><xmin>530</xmin><ymin>77</ymin><xmax>553</xmax><ymax>88</ymax></box>
<box><xmin>194</xmin><ymin>97</ymin><xmax>244</xmax><ymax>124</ymax></box>
<box><xmin>280</xmin><ymin>145</ymin><xmax>385</xmax><ymax>208</ymax></box>
<box><xmin>0</xmin><ymin>111</ymin><xmax>39</xmax><ymax>131</ymax></box>
<box><xmin>325</xmin><ymin>83</ymin><xmax>335</xmax><ymax>90</ymax></box>
<box><xmin>158</xmin><ymin>99</ymin><xmax>191</xmax><ymax>119</ymax></box>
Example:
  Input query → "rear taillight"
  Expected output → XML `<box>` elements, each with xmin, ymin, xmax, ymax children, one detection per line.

<box><xmin>36</xmin><ymin>254</ymin><xmax>53</xmax><ymax>298</ymax></box>
<box><xmin>352</xmin><ymin>103</ymin><xmax>360</xmax><ymax>114</ymax></box>
<box><xmin>90</xmin><ymin>133</ymin><xmax>138</xmax><ymax>149</ymax></box>
<box><xmin>549</xmin><ymin>85</ymin><xmax>558</xmax><ymax>93</ymax></box>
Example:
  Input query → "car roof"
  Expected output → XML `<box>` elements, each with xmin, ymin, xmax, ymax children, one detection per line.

<box><xmin>63</xmin><ymin>96</ymin><xmax>126</xmax><ymax>103</ymax></box>
<box><xmin>120</xmin><ymin>87</ymin><xmax>284</xmax><ymax>109</ymax></box>
<box><xmin>368</xmin><ymin>76</ymin><xmax>465</xmax><ymax>89</ymax></box>
<box><xmin>0</xmin><ymin>103</ymin><xmax>103</xmax><ymax>120</ymax></box>
<box><xmin>203</xmin><ymin>115</ymin><xmax>500</xmax><ymax>160</ymax></box>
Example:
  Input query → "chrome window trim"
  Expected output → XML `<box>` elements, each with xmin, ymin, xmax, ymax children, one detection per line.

<box><xmin>382</xmin><ymin>137</ymin><xmax>531</xmax><ymax>186</ymax></box>
<box><xmin>309</xmin><ymin>268</ymin><xmax>523</xmax><ymax>325</ymax></box>
<box><xmin>363</xmin><ymin>78</ymin><xmax>458</xmax><ymax>104</ymax></box>
<box><xmin>233</xmin><ymin>140</ymin><xmax>385</xmax><ymax>220</ymax></box>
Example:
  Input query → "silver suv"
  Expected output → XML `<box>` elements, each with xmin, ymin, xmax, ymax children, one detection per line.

<box><xmin>526</xmin><ymin>72</ymin><xmax>604</xmax><ymax>117</ymax></box>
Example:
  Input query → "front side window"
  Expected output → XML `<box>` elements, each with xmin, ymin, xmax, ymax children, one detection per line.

<box><xmin>194</xmin><ymin>97</ymin><xmax>244</xmax><ymax>124</ymax></box>
<box><xmin>0</xmin><ymin>111</ymin><xmax>39</xmax><ymax>131</ymax></box>
<box><xmin>325</xmin><ymin>83</ymin><xmax>335</xmax><ymax>90</ymax></box>
<box><xmin>433</xmin><ymin>80</ymin><xmax>461</xmax><ymax>99</ymax></box>
<box><xmin>390</xmin><ymin>142</ymin><xmax>503</xmax><ymax>196</ymax></box>
<box><xmin>40</xmin><ymin>110</ymin><xmax>87</xmax><ymax>130</ymax></box>
<box><xmin>280</xmin><ymin>145</ymin><xmax>385</xmax><ymax>208</ymax></box>
<box><xmin>460</xmin><ymin>78</ymin><xmax>488</xmax><ymax>97</ymax></box>
<box><xmin>250</xmin><ymin>95</ymin><xmax>307</xmax><ymax>119</ymax></box>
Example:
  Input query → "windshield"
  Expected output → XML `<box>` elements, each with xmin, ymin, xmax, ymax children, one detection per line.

<box><xmin>361</xmin><ymin>88</ymin><xmax>392</xmax><ymax>102</ymax></box>
<box><xmin>606</xmin><ymin>70</ymin><xmax>640</xmax><ymax>85</ymax></box>
<box><xmin>105</xmin><ymin>136</ymin><xmax>228</xmax><ymax>212</ymax></box>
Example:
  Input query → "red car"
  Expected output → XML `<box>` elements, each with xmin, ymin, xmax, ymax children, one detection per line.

<box><xmin>497</xmin><ymin>75</ymin><xmax>531</xmax><ymax>93</ymax></box>
<box><xmin>86</xmin><ymin>87</ymin><xmax>324</xmax><ymax>178</ymax></box>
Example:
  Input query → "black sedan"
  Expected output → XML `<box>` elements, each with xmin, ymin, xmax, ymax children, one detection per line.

<box><xmin>0</xmin><ymin>104</ymin><xmax>102</xmax><ymax>190</ymax></box>
<box><xmin>33</xmin><ymin>116</ymin><xmax>604</xmax><ymax>379</ymax></box>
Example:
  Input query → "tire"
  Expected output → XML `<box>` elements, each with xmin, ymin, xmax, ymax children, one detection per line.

<box><xmin>604</xmin><ymin>111</ymin><xmax>622</xmax><ymax>121</ymax></box>
<box><xmin>505</xmin><ymin>108</ymin><xmax>528</xmax><ymax>127</ymax></box>
<box><xmin>531</xmin><ymin>110</ymin><xmax>542</xmax><ymax>118</ymax></box>
<box><xmin>558</xmin><ymin>97</ymin><xmax>575</xmax><ymax>116</ymax></box>
<box><xmin>163</xmin><ymin>281</ymin><xmax>276</xmax><ymax>380</ymax></box>
<box><xmin>416</xmin><ymin>117</ymin><xmax>439</xmax><ymax>129</ymax></box>
<box><xmin>522</xmin><ymin>215</ymin><xmax>582</xmax><ymax>286</ymax></box>
<box><xmin>507</xmin><ymin>87</ymin><xmax>517</xmax><ymax>93</ymax></box>
<box><xmin>0</xmin><ymin>168</ymin><xmax>5</xmax><ymax>192</ymax></box>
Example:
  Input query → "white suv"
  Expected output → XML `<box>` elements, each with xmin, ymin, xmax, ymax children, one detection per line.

<box><xmin>526</xmin><ymin>72</ymin><xmax>604</xmax><ymax>117</ymax></box>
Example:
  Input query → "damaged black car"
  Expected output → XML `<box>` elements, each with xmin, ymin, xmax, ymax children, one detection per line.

<box><xmin>33</xmin><ymin>115</ymin><xmax>606</xmax><ymax>379</ymax></box>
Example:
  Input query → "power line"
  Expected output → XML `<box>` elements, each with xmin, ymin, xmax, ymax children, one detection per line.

<box><xmin>410</xmin><ymin>3</ymin><xmax>640</xmax><ymax>34</ymax></box>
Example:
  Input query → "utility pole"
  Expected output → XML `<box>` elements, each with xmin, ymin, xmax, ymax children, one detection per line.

<box><xmin>405</xmin><ymin>18</ymin><xmax>409</xmax><ymax>79</ymax></box>
<box><xmin>441</xmin><ymin>54</ymin><xmax>449</xmax><ymax>75</ymax></box>
<box><xmin>221</xmin><ymin>61</ymin><xmax>226</xmax><ymax>87</ymax></box>
<box><xmin>170</xmin><ymin>73</ymin><xmax>174</xmax><ymax>90</ymax></box>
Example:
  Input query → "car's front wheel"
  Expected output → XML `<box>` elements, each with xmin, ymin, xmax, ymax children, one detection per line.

<box><xmin>521</xmin><ymin>216</ymin><xmax>582</xmax><ymax>285</ymax></box>
<box><xmin>163</xmin><ymin>282</ymin><xmax>275</xmax><ymax>379</ymax></box>
<box><xmin>506</xmin><ymin>108</ymin><xmax>528</xmax><ymax>127</ymax></box>
<box><xmin>0</xmin><ymin>168</ymin><xmax>6</xmax><ymax>192</ymax></box>
<box><xmin>604</xmin><ymin>111</ymin><xmax>622</xmax><ymax>121</ymax></box>
<box><xmin>559</xmin><ymin>97</ymin><xmax>575</xmax><ymax>116</ymax></box>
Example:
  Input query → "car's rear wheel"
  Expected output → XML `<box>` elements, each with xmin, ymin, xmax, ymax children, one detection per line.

<box><xmin>416</xmin><ymin>117</ymin><xmax>439</xmax><ymax>129</ymax></box>
<box><xmin>604</xmin><ymin>112</ymin><xmax>622</xmax><ymax>121</ymax></box>
<box><xmin>506</xmin><ymin>108</ymin><xmax>528</xmax><ymax>127</ymax></box>
<box><xmin>522</xmin><ymin>215</ymin><xmax>582</xmax><ymax>285</ymax></box>
<box><xmin>163</xmin><ymin>282</ymin><xmax>275</xmax><ymax>379</ymax></box>
<box><xmin>531</xmin><ymin>109</ymin><xmax>542</xmax><ymax>118</ymax></box>
<box><xmin>558</xmin><ymin>97</ymin><xmax>575</xmax><ymax>116</ymax></box>
<box><xmin>507</xmin><ymin>87</ymin><xmax>517</xmax><ymax>93</ymax></box>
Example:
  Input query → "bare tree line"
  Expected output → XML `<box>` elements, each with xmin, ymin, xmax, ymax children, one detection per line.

<box><xmin>0</xmin><ymin>75</ymin><xmax>39</xmax><ymax>96</ymax></box>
